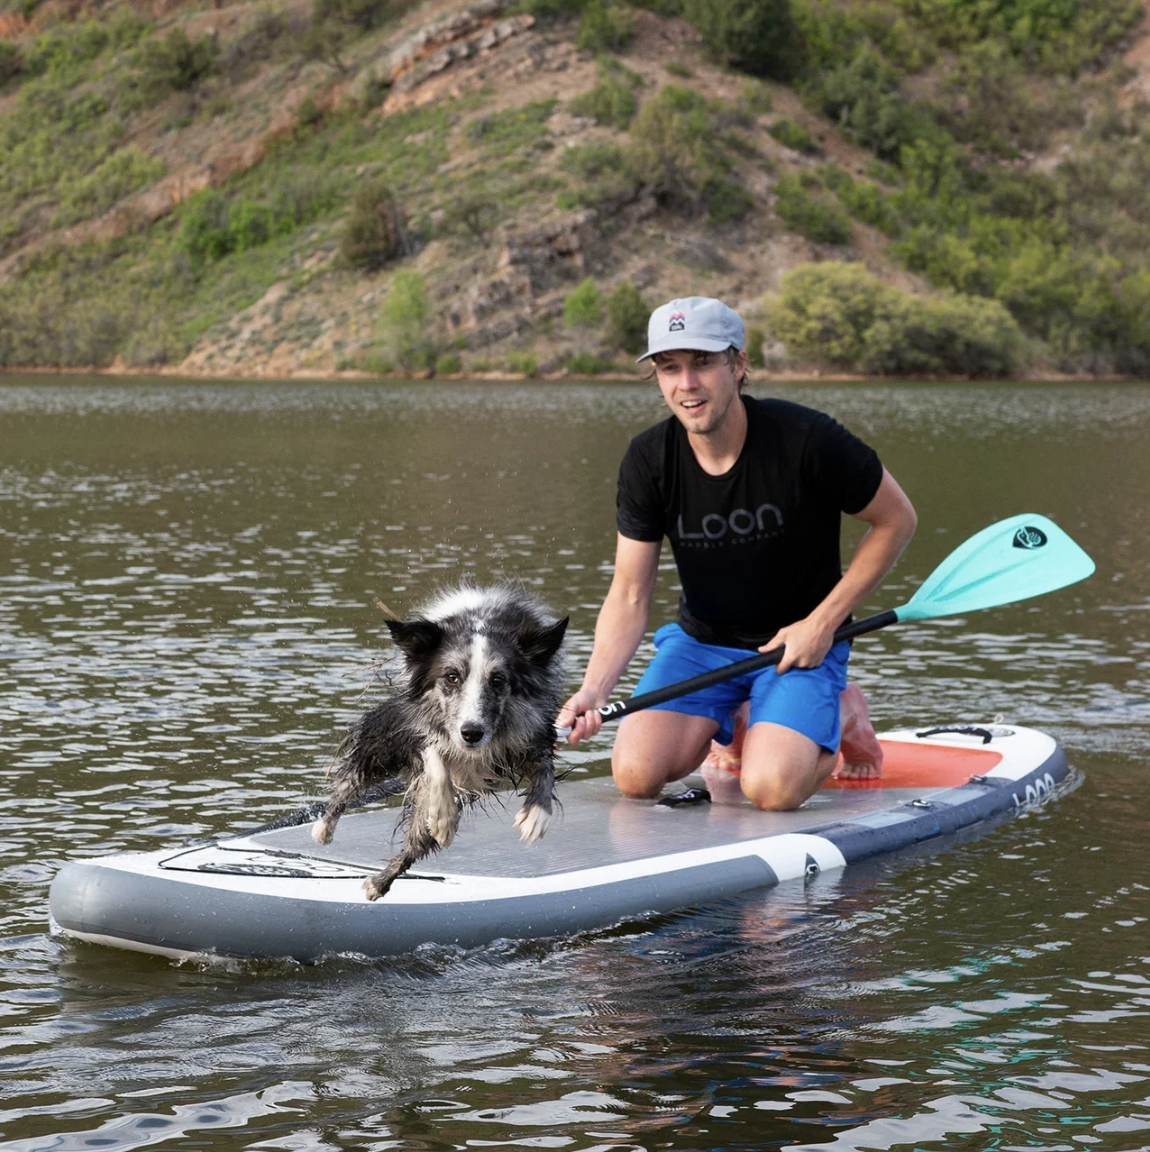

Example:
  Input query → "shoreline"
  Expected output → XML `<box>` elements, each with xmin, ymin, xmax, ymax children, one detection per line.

<box><xmin>0</xmin><ymin>365</ymin><xmax>1144</xmax><ymax>384</ymax></box>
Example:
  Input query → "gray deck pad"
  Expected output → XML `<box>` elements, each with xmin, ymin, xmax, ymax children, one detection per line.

<box><xmin>247</xmin><ymin>775</ymin><xmax>936</xmax><ymax>879</ymax></box>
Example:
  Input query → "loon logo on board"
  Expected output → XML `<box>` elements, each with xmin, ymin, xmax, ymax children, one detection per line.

<box><xmin>668</xmin><ymin>311</ymin><xmax>686</xmax><ymax>332</ymax></box>
<box><xmin>1012</xmin><ymin>525</ymin><xmax>1048</xmax><ymax>550</ymax></box>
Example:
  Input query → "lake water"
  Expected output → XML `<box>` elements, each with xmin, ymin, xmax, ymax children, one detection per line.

<box><xmin>0</xmin><ymin>376</ymin><xmax>1148</xmax><ymax>1152</ymax></box>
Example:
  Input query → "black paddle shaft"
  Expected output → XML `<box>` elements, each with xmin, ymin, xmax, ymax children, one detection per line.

<box><xmin>593</xmin><ymin>609</ymin><xmax>899</xmax><ymax>723</ymax></box>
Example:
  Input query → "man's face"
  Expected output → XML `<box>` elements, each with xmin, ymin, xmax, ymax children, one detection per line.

<box><xmin>653</xmin><ymin>348</ymin><xmax>745</xmax><ymax>436</ymax></box>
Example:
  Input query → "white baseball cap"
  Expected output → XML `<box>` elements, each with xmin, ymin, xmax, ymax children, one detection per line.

<box><xmin>636</xmin><ymin>296</ymin><xmax>745</xmax><ymax>362</ymax></box>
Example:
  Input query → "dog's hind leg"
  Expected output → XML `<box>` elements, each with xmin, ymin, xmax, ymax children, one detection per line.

<box><xmin>312</xmin><ymin>771</ymin><xmax>364</xmax><ymax>846</ymax></box>
<box><xmin>513</xmin><ymin>743</ymin><xmax>556</xmax><ymax>843</ymax></box>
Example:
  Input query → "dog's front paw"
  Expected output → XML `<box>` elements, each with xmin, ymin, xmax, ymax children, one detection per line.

<box><xmin>312</xmin><ymin>816</ymin><xmax>335</xmax><ymax>845</ymax></box>
<box><xmin>363</xmin><ymin>874</ymin><xmax>392</xmax><ymax>901</ymax></box>
<box><xmin>513</xmin><ymin>803</ymin><xmax>551</xmax><ymax>843</ymax></box>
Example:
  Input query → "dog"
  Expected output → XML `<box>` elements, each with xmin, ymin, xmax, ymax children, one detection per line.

<box><xmin>312</xmin><ymin>586</ymin><xmax>569</xmax><ymax>901</ymax></box>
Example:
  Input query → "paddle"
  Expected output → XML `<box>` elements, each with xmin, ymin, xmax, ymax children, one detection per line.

<box><xmin>579</xmin><ymin>513</ymin><xmax>1095</xmax><ymax>727</ymax></box>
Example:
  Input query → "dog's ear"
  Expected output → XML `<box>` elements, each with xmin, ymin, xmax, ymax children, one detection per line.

<box><xmin>386</xmin><ymin>618</ymin><xmax>444</xmax><ymax>661</ymax></box>
<box><xmin>522</xmin><ymin>616</ymin><xmax>568</xmax><ymax>666</ymax></box>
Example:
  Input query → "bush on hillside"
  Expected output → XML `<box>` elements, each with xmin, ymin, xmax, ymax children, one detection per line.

<box><xmin>679</xmin><ymin>0</ymin><xmax>803</xmax><ymax>79</ymax></box>
<box><xmin>773</xmin><ymin>175</ymin><xmax>851</xmax><ymax>244</ymax></box>
<box><xmin>625</xmin><ymin>85</ymin><xmax>750</xmax><ymax>219</ymax></box>
<box><xmin>822</xmin><ymin>165</ymin><xmax>899</xmax><ymax>234</ymax></box>
<box><xmin>379</xmin><ymin>269</ymin><xmax>436</xmax><ymax>370</ymax></box>
<box><xmin>0</xmin><ymin>40</ymin><xmax>19</xmax><ymax>85</ymax></box>
<box><xmin>768</xmin><ymin>116</ymin><xmax>818</xmax><ymax>153</ymax></box>
<box><xmin>340</xmin><ymin>181</ymin><xmax>410</xmax><ymax>271</ymax></box>
<box><xmin>576</xmin><ymin>1</ymin><xmax>636</xmax><ymax>51</ymax></box>
<box><xmin>314</xmin><ymin>0</ymin><xmax>397</xmax><ymax>31</ymax></box>
<box><xmin>564</xmin><ymin>278</ymin><xmax>604</xmax><ymax>327</ymax></box>
<box><xmin>442</xmin><ymin>191</ymin><xmax>501</xmax><ymax>244</ymax></box>
<box><xmin>936</xmin><ymin>41</ymin><xmax>1078</xmax><ymax>157</ymax></box>
<box><xmin>768</xmin><ymin>262</ymin><xmax>1023</xmax><ymax>376</ymax></box>
<box><xmin>605</xmin><ymin>281</ymin><xmax>649</xmax><ymax>352</ymax></box>
<box><xmin>135</xmin><ymin>28</ymin><xmax>217</xmax><ymax>95</ymax></box>
<box><xmin>557</xmin><ymin>142</ymin><xmax>638</xmax><ymax>208</ymax></box>
<box><xmin>813</xmin><ymin>46</ymin><xmax>931</xmax><ymax>161</ymax></box>
<box><xmin>568</xmin><ymin>61</ymin><xmax>641</xmax><ymax>128</ymax></box>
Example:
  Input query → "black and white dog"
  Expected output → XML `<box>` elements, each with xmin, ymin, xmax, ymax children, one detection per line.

<box><xmin>312</xmin><ymin>586</ymin><xmax>569</xmax><ymax>901</ymax></box>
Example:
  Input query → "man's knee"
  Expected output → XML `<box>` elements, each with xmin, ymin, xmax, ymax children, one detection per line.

<box><xmin>611</xmin><ymin>756</ymin><xmax>665</xmax><ymax>799</ymax></box>
<box><xmin>740</xmin><ymin>766</ymin><xmax>810</xmax><ymax>811</ymax></box>
<box><xmin>739</xmin><ymin>724</ymin><xmax>833</xmax><ymax>811</ymax></box>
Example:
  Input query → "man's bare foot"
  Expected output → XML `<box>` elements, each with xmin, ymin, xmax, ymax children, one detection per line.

<box><xmin>702</xmin><ymin>701</ymin><xmax>750</xmax><ymax>775</ymax></box>
<box><xmin>837</xmin><ymin>684</ymin><xmax>883</xmax><ymax>780</ymax></box>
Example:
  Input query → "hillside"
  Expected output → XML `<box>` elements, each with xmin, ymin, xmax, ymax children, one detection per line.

<box><xmin>1</xmin><ymin>0</ymin><xmax>1148</xmax><ymax>378</ymax></box>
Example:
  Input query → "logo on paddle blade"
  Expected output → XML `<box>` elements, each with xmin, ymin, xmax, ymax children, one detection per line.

<box><xmin>1012</xmin><ymin>526</ymin><xmax>1048</xmax><ymax>549</ymax></box>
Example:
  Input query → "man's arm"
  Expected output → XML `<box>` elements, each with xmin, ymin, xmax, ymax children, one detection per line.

<box><xmin>764</xmin><ymin>467</ymin><xmax>917</xmax><ymax>674</ymax></box>
<box><xmin>559</xmin><ymin>534</ymin><xmax>661</xmax><ymax>744</ymax></box>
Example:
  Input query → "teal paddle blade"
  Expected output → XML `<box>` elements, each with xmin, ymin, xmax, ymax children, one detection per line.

<box><xmin>894</xmin><ymin>513</ymin><xmax>1095</xmax><ymax>623</ymax></box>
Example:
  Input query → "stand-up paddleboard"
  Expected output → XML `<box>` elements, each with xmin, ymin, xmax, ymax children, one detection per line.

<box><xmin>49</xmin><ymin>723</ymin><xmax>1069</xmax><ymax>963</ymax></box>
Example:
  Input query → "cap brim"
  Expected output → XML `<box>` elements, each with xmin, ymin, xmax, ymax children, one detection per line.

<box><xmin>635</xmin><ymin>336</ymin><xmax>732</xmax><ymax>363</ymax></box>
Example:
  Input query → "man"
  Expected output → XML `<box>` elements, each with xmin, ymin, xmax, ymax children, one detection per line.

<box><xmin>559</xmin><ymin>296</ymin><xmax>917</xmax><ymax>811</ymax></box>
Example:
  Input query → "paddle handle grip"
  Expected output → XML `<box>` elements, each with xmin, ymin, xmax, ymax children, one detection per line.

<box><xmin>587</xmin><ymin>609</ymin><xmax>899</xmax><ymax>726</ymax></box>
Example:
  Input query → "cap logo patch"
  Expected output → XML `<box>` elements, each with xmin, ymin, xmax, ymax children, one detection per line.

<box><xmin>668</xmin><ymin>311</ymin><xmax>686</xmax><ymax>332</ymax></box>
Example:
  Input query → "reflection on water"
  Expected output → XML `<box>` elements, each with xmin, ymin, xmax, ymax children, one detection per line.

<box><xmin>0</xmin><ymin>377</ymin><xmax>1148</xmax><ymax>1151</ymax></box>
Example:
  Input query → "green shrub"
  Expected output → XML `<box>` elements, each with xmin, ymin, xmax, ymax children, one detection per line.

<box><xmin>576</xmin><ymin>1</ymin><xmax>636</xmax><ymax>51</ymax></box>
<box><xmin>774</xmin><ymin>175</ymin><xmax>851</xmax><ymax>244</ymax></box>
<box><xmin>0</xmin><ymin>40</ymin><xmax>19</xmax><ymax>86</ymax></box>
<box><xmin>300</xmin><ymin>22</ymin><xmax>350</xmax><ymax>73</ymax></box>
<box><xmin>937</xmin><ymin>41</ymin><xmax>1077</xmax><ymax>157</ymax></box>
<box><xmin>564</xmin><ymin>278</ymin><xmax>603</xmax><ymax>327</ymax></box>
<box><xmin>823</xmin><ymin>166</ymin><xmax>898</xmax><ymax>234</ymax></box>
<box><xmin>813</xmin><ymin>46</ymin><xmax>933</xmax><ymax>161</ymax></box>
<box><xmin>435</xmin><ymin>351</ymin><xmax>463</xmax><ymax>374</ymax></box>
<box><xmin>507</xmin><ymin>350</ymin><xmax>539</xmax><ymax>376</ymax></box>
<box><xmin>769</xmin><ymin>262</ymin><xmax>1023</xmax><ymax>376</ymax></box>
<box><xmin>744</xmin><ymin>324</ymin><xmax>766</xmax><ymax>367</ymax></box>
<box><xmin>135</xmin><ymin>28</ymin><xmax>217</xmax><ymax>96</ymax></box>
<box><xmin>380</xmin><ymin>269</ymin><xmax>436</xmax><ymax>370</ymax></box>
<box><xmin>768</xmin><ymin>116</ymin><xmax>817</xmax><ymax>154</ymax></box>
<box><xmin>313</xmin><ymin>0</ymin><xmax>395</xmax><ymax>31</ymax></box>
<box><xmin>605</xmin><ymin>281</ymin><xmax>649</xmax><ymax>352</ymax></box>
<box><xmin>568</xmin><ymin>66</ymin><xmax>639</xmax><ymax>128</ymax></box>
<box><xmin>442</xmin><ymin>191</ymin><xmax>500</xmax><ymax>243</ymax></box>
<box><xmin>706</xmin><ymin>177</ymin><xmax>754</xmax><ymax>223</ymax></box>
<box><xmin>679</xmin><ymin>0</ymin><xmax>803</xmax><ymax>78</ymax></box>
<box><xmin>665</xmin><ymin>61</ymin><xmax>693</xmax><ymax>78</ymax></box>
<box><xmin>566</xmin><ymin>351</ymin><xmax>616</xmax><ymax>374</ymax></box>
<box><xmin>625</xmin><ymin>85</ymin><xmax>748</xmax><ymax>216</ymax></box>
<box><xmin>52</xmin><ymin>146</ymin><xmax>166</xmax><ymax>227</ymax></box>
<box><xmin>176</xmin><ymin>180</ymin><xmax>334</xmax><ymax>264</ymax></box>
<box><xmin>177</xmin><ymin>190</ymin><xmax>234</xmax><ymax>262</ymax></box>
<box><xmin>340</xmin><ymin>181</ymin><xmax>409</xmax><ymax>271</ymax></box>
<box><xmin>557</xmin><ymin>142</ymin><xmax>637</xmax><ymax>208</ymax></box>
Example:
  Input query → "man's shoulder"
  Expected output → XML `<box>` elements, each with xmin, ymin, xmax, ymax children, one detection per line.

<box><xmin>744</xmin><ymin>395</ymin><xmax>832</xmax><ymax>432</ymax></box>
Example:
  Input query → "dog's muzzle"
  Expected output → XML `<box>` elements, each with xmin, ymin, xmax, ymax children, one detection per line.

<box><xmin>460</xmin><ymin>722</ymin><xmax>485</xmax><ymax>746</ymax></box>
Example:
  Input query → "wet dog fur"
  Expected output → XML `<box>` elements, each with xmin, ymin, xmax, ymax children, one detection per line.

<box><xmin>312</xmin><ymin>586</ymin><xmax>568</xmax><ymax>901</ymax></box>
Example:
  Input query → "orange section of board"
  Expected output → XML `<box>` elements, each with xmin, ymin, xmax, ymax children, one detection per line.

<box><xmin>821</xmin><ymin>739</ymin><xmax>1004</xmax><ymax>790</ymax></box>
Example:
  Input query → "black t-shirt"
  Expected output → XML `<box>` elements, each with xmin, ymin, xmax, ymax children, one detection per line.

<box><xmin>616</xmin><ymin>396</ymin><xmax>883</xmax><ymax>650</ymax></box>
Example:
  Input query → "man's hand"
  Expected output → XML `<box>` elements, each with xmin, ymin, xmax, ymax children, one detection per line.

<box><xmin>759</xmin><ymin>614</ymin><xmax>838</xmax><ymax>674</ymax></box>
<box><xmin>557</xmin><ymin>689</ymin><xmax>606</xmax><ymax>745</ymax></box>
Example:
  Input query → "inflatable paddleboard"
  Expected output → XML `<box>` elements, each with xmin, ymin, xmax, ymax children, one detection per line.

<box><xmin>49</xmin><ymin>724</ymin><xmax>1069</xmax><ymax>963</ymax></box>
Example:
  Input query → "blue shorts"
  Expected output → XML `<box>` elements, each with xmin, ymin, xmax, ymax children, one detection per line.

<box><xmin>631</xmin><ymin>623</ymin><xmax>850</xmax><ymax>752</ymax></box>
